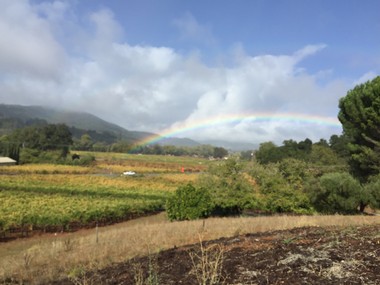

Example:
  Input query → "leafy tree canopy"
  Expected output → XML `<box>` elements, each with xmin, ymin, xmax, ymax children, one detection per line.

<box><xmin>166</xmin><ymin>184</ymin><xmax>212</xmax><ymax>221</ymax></box>
<box><xmin>213</xmin><ymin>146</ymin><xmax>228</xmax><ymax>159</ymax></box>
<box><xmin>8</xmin><ymin>123</ymin><xmax>73</xmax><ymax>159</ymax></box>
<box><xmin>308</xmin><ymin>172</ymin><xmax>370</xmax><ymax>213</ymax></box>
<box><xmin>338</xmin><ymin>76</ymin><xmax>380</xmax><ymax>181</ymax></box>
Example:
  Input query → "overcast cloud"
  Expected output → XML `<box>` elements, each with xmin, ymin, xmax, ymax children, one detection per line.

<box><xmin>0</xmin><ymin>1</ymin><xmax>378</xmax><ymax>145</ymax></box>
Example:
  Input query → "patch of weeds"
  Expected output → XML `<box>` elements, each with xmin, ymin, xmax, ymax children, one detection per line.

<box><xmin>233</xmin><ymin>227</ymin><xmax>242</xmax><ymax>236</ymax></box>
<box><xmin>68</xmin><ymin>266</ymin><xmax>98</xmax><ymax>285</ymax></box>
<box><xmin>146</xmin><ymin>254</ymin><xmax>160</xmax><ymax>285</ymax></box>
<box><xmin>63</xmin><ymin>237</ymin><xmax>77</xmax><ymax>252</ymax></box>
<box><xmin>189</xmin><ymin>235</ymin><xmax>226</xmax><ymax>285</ymax></box>
<box><xmin>23</xmin><ymin>252</ymin><xmax>33</xmax><ymax>270</ymax></box>
<box><xmin>340</xmin><ymin>226</ymin><xmax>359</xmax><ymax>237</ymax></box>
<box><xmin>132</xmin><ymin>263</ymin><xmax>144</xmax><ymax>285</ymax></box>
<box><xmin>132</xmin><ymin>254</ymin><xmax>160</xmax><ymax>285</ymax></box>
<box><xmin>282</xmin><ymin>236</ymin><xmax>300</xmax><ymax>245</ymax></box>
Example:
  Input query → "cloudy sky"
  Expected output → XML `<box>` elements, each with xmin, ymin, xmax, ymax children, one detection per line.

<box><xmin>1</xmin><ymin>0</ymin><xmax>379</xmax><ymax>145</ymax></box>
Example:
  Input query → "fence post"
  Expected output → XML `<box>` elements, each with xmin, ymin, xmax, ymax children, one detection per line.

<box><xmin>96</xmin><ymin>222</ymin><xmax>99</xmax><ymax>243</ymax></box>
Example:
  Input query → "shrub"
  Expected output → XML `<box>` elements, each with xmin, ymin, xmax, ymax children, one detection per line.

<box><xmin>19</xmin><ymin>148</ymin><xmax>69</xmax><ymax>164</ymax></box>
<box><xmin>166</xmin><ymin>184</ymin><xmax>213</xmax><ymax>221</ymax></box>
<box><xmin>264</xmin><ymin>185</ymin><xmax>314</xmax><ymax>214</ymax></box>
<box><xmin>278</xmin><ymin>158</ymin><xmax>310</xmax><ymax>188</ymax></box>
<box><xmin>199</xmin><ymin>159</ymin><xmax>260</xmax><ymax>216</ymax></box>
<box><xmin>248</xmin><ymin>162</ymin><xmax>314</xmax><ymax>214</ymax></box>
<box><xmin>70</xmin><ymin>154</ymin><xmax>96</xmax><ymax>166</ymax></box>
<box><xmin>308</xmin><ymin>172</ymin><xmax>364</xmax><ymax>213</ymax></box>
<box><xmin>364</xmin><ymin>175</ymin><xmax>380</xmax><ymax>209</ymax></box>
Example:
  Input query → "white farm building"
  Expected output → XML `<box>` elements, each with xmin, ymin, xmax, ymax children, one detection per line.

<box><xmin>0</xmin><ymin>157</ymin><xmax>17</xmax><ymax>166</ymax></box>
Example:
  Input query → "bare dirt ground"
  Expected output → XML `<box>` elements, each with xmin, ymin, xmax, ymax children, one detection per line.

<box><xmin>55</xmin><ymin>224</ymin><xmax>380</xmax><ymax>285</ymax></box>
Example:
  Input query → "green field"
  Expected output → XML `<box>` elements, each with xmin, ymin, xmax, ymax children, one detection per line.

<box><xmin>0</xmin><ymin>153</ymin><xmax>209</xmax><ymax>234</ymax></box>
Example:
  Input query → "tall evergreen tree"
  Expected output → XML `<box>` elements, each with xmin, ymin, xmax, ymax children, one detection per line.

<box><xmin>338</xmin><ymin>76</ymin><xmax>380</xmax><ymax>181</ymax></box>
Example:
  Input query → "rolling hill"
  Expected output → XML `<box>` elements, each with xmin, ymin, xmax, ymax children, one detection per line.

<box><xmin>0</xmin><ymin>104</ymin><xmax>257</xmax><ymax>150</ymax></box>
<box><xmin>0</xmin><ymin>104</ymin><xmax>200</xmax><ymax>147</ymax></box>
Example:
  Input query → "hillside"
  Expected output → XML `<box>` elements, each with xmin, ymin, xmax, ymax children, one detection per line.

<box><xmin>0</xmin><ymin>104</ymin><xmax>259</xmax><ymax>149</ymax></box>
<box><xmin>0</xmin><ymin>104</ymin><xmax>152</xmax><ymax>142</ymax></box>
<box><xmin>0</xmin><ymin>104</ymin><xmax>202</xmax><ymax>147</ymax></box>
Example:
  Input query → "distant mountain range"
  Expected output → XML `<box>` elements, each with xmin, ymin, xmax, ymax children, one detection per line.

<box><xmin>0</xmin><ymin>104</ymin><xmax>257</xmax><ymax>150</ymax></box>
<box><xmin>0</xmin><ymin>104</ymin><xmax>200</xmax><ymax>147</ymax></box>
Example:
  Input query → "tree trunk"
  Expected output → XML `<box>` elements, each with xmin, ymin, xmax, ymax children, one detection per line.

<box><xmin>359</xmin><ymin>202</ymin><xmax>366</xmax><ymax>213</ymax></box>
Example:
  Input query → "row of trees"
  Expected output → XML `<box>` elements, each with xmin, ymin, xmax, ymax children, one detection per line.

<box><xmin>0</xmin><ymin>124</ymin><xmax>73</xmax><ymax>163</ymax></box>
<box><xmin>73</xmin><ymin>132</ymin><xmax>229</xmax><ymax>158</ymax></box>
<box><xmin>0</xmin><ymin>122</ymin><xmax>230</xmax><ymax>162</ymax></box>
<box><xmin>253</xmin><ymin>136</ymin><xmax>349</xmax><ymax>166</ymax></box>
<box><xmin>167</xmin><ymin>154</ymin><xmax>380</xmax><ymax>221</ymax></box>
<box><xmin>167</xmin><ymin>76</ymin><xmax>380</xmax><ymax>220</ymax></box>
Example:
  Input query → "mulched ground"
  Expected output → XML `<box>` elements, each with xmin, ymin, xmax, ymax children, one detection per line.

<box><xmin>57</xmin><ymin>224</ymin><xmax>380</xmax><ymax>285</ymax></box>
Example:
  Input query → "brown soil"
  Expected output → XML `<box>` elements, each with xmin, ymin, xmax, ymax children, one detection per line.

<box><xmin>54</xmin><ymin>224</ymin><xmax>380</xmax><ymax>285</ymax></box>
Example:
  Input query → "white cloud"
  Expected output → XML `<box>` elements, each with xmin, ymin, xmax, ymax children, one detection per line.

<box><xmin>173</xmin><ymin>12</ymin><xmax>216</xmax><ymax>45</ymax></box>
<box><xmin>293</xmin><ymin>44</ymin><xmax>327</xmax><ymax>62</ymax></box>
<box><xmin>352</xmin><ymin>71</ymin><xmax>378</xmax><ymax>86</ymax></box>
<box><xmin>89</xmin><ymin>9</ymin><xmax>122</xmax><ymax>43</ymax></box>
<box><xmin>0</xmin><ymin>1</ymin><xmax>363</xmax><ymax>145</ymax></box>
<box><xmin>0</xmin><ymin>0</ymin><xmax>66</xmax><ymax>79</ymax></box>
<box><xmin>35</xmin><ymin>0</ymin><xmax>69</xmax><ymax>22</ymax></box>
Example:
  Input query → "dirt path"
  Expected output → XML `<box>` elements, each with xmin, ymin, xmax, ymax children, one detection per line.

<box><xmin>0</xmin><ymin>212</ymin><xmax>168</xmax><ymax>261</ymax></box>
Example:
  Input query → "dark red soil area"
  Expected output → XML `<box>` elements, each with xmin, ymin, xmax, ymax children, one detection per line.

<box><xmin>56</xmin><ymin>225</ymin><xmax>380</xmax><ymax>285</ymax></box>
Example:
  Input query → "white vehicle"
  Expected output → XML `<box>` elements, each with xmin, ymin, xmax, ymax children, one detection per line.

<box><xmin>123</xmin><ymin>171</ymin><xmax>136</xmax><ymax>176</ymax></box>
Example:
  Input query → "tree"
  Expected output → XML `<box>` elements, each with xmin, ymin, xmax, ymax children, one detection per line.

<box><xmin>77</xmin><ymin>134</ymin><xmax>93</xmax><ymax>150</ymax></box>
<box><xmin>110</xmin><ymin>140</ymin><xmax>131</xmax><ymax>153</ymax></box>
<box><xmin>338</xmin><ymin>76</ymin><xmax>380</xmax><ymax>182</ymax></box>
<box><xmin>0</xmin><ymin>138</ymin><xmax>20</xmax><ymax>163</ymax></box>
<box><xmin>166</xmin><ymin>184</ymin><xmax>212</xmax><ymax>221</ymax></box>
<box><xmin>8</xmin><ymin>124</ymin><xmax>73</xmax><ymax>161</ymax></box>
<box><xmin>255</xmin><ymin>141</ymin><xmax>282</xmax><ymax>164</ymax></box>
<box><xmin>240</xmin><ymin>150</ymin><xmax>254</xmax><ymax>161</ymax></box>
<box><xmin>308</xmin><ymin>144</ymin><xmax>341</xmax><ymax>166</ymax></box>
<box><xmin>213</xmin><ymin>147</ymin><xmax>228</xmax><ymax>159</ymax></box>
<box><xmin>329</xmin><ymin>134</ymin><xmax>351</xmax><ymax>160</ymax></box>
<box><xmin>199</xmin><ymin>158</ymin><xmax>259</xmax><ymax>215</ymax></box>
<box><xmin>278</xmin><ymin>158</ymin><xmax>310</xmax><ymax>189</ymax></box>
<box><xmin>315</xmin><ymin>138</ymin><xmax>329</xmax><ymax>148</ymax></box>
<box><xmin>364</xmin><ymin>175</ymin><xmax>380</xmax><ymax>209</ymax></box>
<box><xmin>298</xmin><ymin>138</ymin><xmax>313</xmax><ymax>153</ymax></box>
<box><xmin>248</xmin><ymin>162</ymin><xmax>313</xmax><ymax>214</ymax></box>
<box><xmin>308</xmin><ymin>172</ymin><xmax>369</xmax><ymax>213</ymax></box>
<box><xmin>55</xmin><ymin>124</ymin><xmax>73</xmax><ymax>157</ymax></box>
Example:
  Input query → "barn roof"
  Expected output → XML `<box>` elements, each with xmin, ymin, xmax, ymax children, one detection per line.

<box><xmin>0</xmin><ymin>157</ymin><xmax>17</xmax><ymax>164</ymax></box>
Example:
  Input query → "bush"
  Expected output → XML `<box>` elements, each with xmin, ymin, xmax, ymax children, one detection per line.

<box><xmin>278</xmin><ymin>158</ymin><xmax>310</xmax><ymax>190</ymax></box>
<box><xmin>19</xmin><ymin>148</ymin><xmax>69</xmax><ymax>164</ymax></box>
<box><xmin>308</xmin><ymin>172</ymin><xmax>364</xmax><ymax>213</ymax></box>
<box><xmin>166</xmin><ymin>184</ymin><xmax>213</xmax><ymax>221</ymax></box>
<box><xmin>199</xmin><ymin>159</ymin><xmax>260</xmax><ymax>216</ymax></box>
<box><xmin>364</xmin><ymin>175</ymin><xmax>380</xmax><ymax>209</ymax></box>
<box><xmin>70</xmin><ymin>154</ymin><xmax>96</xmax><ymax>166</ymax></box>
<box><xmin>264</xmin><ymin>185</ymin><xmax>314</xmax><ymax>214</ymax></box>
<box><xmin>248</xmin><ymin>162</ymin><xmax>314</xmax><ymax>214</ymax></box>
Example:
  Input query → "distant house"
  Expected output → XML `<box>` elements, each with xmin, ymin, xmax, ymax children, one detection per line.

<box><xmin>0</xmin><ymin>157</ymin><xmax>17</xmax><ymax>166</ymax></box>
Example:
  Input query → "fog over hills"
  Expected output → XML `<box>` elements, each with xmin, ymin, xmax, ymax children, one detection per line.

<box><xmin>2</xmin><ymin>104</ymin><xmax>255</xmax><ymax>149</ymax></box>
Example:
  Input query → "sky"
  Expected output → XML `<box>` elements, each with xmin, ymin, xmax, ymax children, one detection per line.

<box><xmin>1</xmin><ymin>0</ymin><xmax>379</xmax><ymax>145</ymax></box>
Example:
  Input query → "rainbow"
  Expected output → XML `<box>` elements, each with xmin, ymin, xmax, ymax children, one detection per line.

<box><xmin>132</xmin><ymin>112</ymin><xmax>341</xmax><ymax>148</ymax></box>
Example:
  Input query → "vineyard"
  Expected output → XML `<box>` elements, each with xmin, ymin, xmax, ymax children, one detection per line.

<box><xmin>0</xmin><ymin>153</ymin><xmax>208</xmax><ymax>238</ymax></box>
